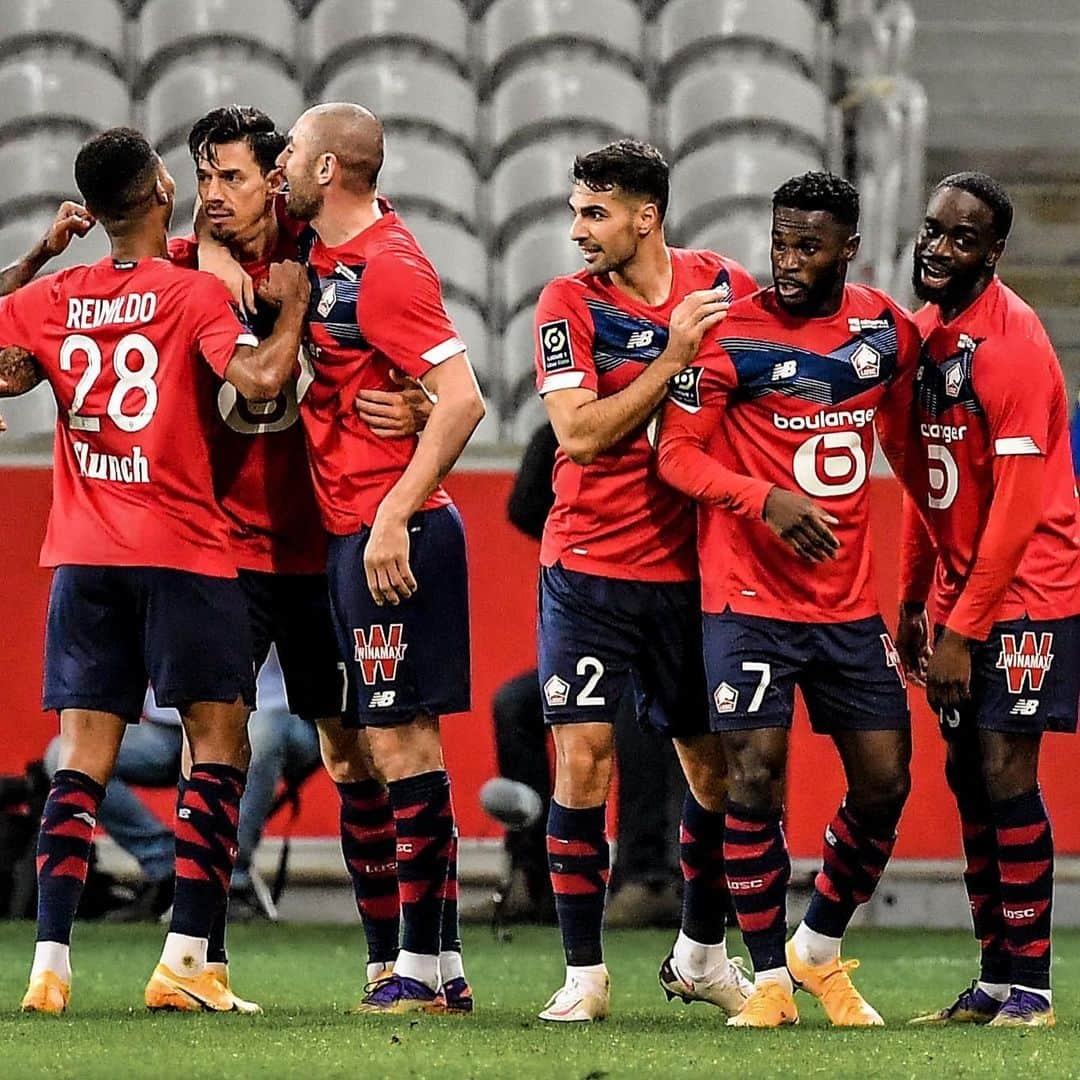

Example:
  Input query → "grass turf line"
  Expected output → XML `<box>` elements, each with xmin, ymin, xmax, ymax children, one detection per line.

<box><xmin>0</xmin><ymin>924</ymin><xmax>1075</xmax><ymax>1078</ymax></box>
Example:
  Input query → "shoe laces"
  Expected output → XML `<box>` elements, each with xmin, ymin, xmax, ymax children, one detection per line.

<box><xmin>362</xmin><ymin>974</ymin><xmax>401</xmax><ymax>1001</ymax></box>
<box><xmin>815</xmin><ymin>958</ymin><xmax>869</xmax><ymax>1015</ymax></box>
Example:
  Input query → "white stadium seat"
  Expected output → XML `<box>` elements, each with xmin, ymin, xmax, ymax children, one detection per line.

<box><xmin>145</xmin><ymin>57</ymin><xmax>304</xmax><ymax>151</ymax></box>
<box><xmin>0</xmin><ymin>53</ymin><xmax>129</xmax><ymax>134</ymax></box>
<box><xmin>310</xmin><ymin>0</ymin><xmax>469</xmax><ymax>80</ymax></box>
<box><xmin>379</xmin><ymin>135</ymin><xmax>478</xmax><ymax>227</ymax></box>
<box><xmin>0</xmin><ymin>0</ymin><xmax>126</xmax><ymax>67</ymax></box>
<box><xmin>491</xmin><ymin>59</ymin><xmax>649</xmax><ymax>155</ymax></box>
<box><xmin>669</xmin><ymin>136</ymin><xmax>822</xmax><ymax>234</ymax></box>
<box><xmin>320</xmin><ymin>58</ymin><xmax>477</xmax><ymax>150</ymax></box>
<box><xmin>506</xmin><ymin>386</ymin><xmax>548</xmax><ymax>447</ymax></box>
<box><xmin>656</xmin><ymin>0</ymin><xmax>820</xmax><ymax>78</ymax></box>
<box><xmin>499</xmin><ymin>213</ymin><xmax>580</xmax><ymax>318</ymax></box>
<box><xmin>162</xmin><ymin>144</ymin><xmax>198</xmax><ymax>233</ymax></box>
<box><xmin>667</xmin><ymin>61</ymin><xmax>828</xmax><ymax>158</ymax></box>
<box><xmin>500</xmin><ymin>305</ymin><xmax>539</xmax><ymax>390</ymax></box>
<box><xmin>0</xmin><ymin>382</ymin><xmax>56</xmax><ymax>444</ymax></box>
<box><xmin>402</xmin><ymin>213</ymin><xmax>487</xmax><ymax>310</ymax></box>
<box><xmin>686</xmin><ymin>207</ymin><xmax>773</xmax><ymax>283</ymax></box>
<box><xmin>489</xmin><ymin>136</ymin><xmax>592</xmax><ymax>240</ymax></box>
<box><xmin>482</xmin><ymin>0</ymin><xmax>642</xmax><ymax>78</ymax></box>
<box><xmin>139</xmin><ymin>0</ymin><xmax>297</xmax><ymax>71</ymax></box>
<box><xmin>0</xmin><ymin>210</ymin><xmax>110</xmax><ymax>278</ymax></box>
<box><xmin>445</xmin><ymin>298</ymin><xmax>496</xmax><ymax>395</ymax></box>
<box><xmin>0</xmin><ymin>132</ymin><xmax>85</xmax><ymax>217</ymax></box>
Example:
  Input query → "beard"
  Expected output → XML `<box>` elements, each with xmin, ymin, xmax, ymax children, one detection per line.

<box><xmin>284</xmin><ymin>179</ymin><xmax>322</xmax><ymax>222</ymax></box>
<box><xmin>911</xmin><ymin>251</ymin><xmax>981</xmax><ymax>307</ymax></box>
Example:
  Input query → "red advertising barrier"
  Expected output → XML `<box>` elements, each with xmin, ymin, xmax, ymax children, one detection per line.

<box><xmin>3</xmin><ymin>466</ymin><xmax>1078</xmax><ymax>857</ymax></box>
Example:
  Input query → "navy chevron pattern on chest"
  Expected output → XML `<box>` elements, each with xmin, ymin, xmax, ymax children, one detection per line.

<box><xmin>722</xmin><ymin>311</ymin><xmax>900</xmax><ymax>406</ymax></box>
<box><xmin>916</xmin><ymin>337</ymin><xmax>983</xmax><ymax>418</ymax></box>
<box><xmin>585</xmin><ymin>298</ymin><xmax>669</xmax><ymax>373</ymax></box>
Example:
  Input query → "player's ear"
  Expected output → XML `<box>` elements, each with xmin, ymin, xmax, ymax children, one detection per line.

<box><xmin>316</xmin><ymin>153</ymin><xmax>335</xmax><ymax>188</ymax></box>
<box><xmin>265</xmin><ymin>165</ymin><xmax>285</xmax><ymax>197</ymax></box>
<box><xmin>637</xmin><ymin>200</ymin><xmax>660</xmax><ymax>237</ymax></box>
<box><xmin>986</xmin><ymin>235</ymin><xmax>1006</xmax><ymax>268</ymax></box>
<box><xmin>842</xmin><ymin>230</ymin><xmax>861</xmax><ymax>263</ymax></box>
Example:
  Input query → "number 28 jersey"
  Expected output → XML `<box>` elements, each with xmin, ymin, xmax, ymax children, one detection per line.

<box><xmin>0</xmin><ymin>257</ymin><xmax>255</xmax><ymax>576</ymax></box>
<box><xmin>664</xmin><ymin>285</ymin><xmax>921</xmax><ymax>621</ymax></box>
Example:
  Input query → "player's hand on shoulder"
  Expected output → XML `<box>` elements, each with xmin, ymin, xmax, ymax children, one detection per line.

<box><xmin>762</xmin><ymin>486</ymin><xmax>840</xmax><ymax>563</ymax></box>
<box><xmin>43</xmin><ymin>202</ymin><xmax>95</xmax><ymax>257</ymax></box>
<box><xmin>199</xmin><ymin>240</ymin><xmax>257</xmax><ymax>315</ymax></box>
<box><xmin>355</xmin><ymin>369</ymin><xmax>433</xmax><ymax>438</ymax></box>
<box><xmin>665</xmin><ymin>289</ymin><xmax>730</xmax><ymax>367</ymax></box>
<box><xmin>925</xmin><ymin>628</ymin><xmax>972</xmax><ymax>713</ymax></box>
<box><xmin>258</xmin><ymin>260</ymin><xmax>311</xmax><ymax>311</ymax></box>
<box><xmin>363</xmin><ymin>509</ymin><xmax>418</xmax><ymax>606</ymax></box>
<box><xmin>895</xmin><ymin>602</ymin><xmax>931</xmax><ymax>688</ymax></box>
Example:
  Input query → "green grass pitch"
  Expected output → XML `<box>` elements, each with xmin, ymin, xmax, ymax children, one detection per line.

<box><xmin>1</xmin><ymin>923</ymin><xmax>1076</xmax><ymax>1078</ymax></box>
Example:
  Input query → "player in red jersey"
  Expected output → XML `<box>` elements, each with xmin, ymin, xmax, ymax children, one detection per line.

<box><xmin>658</xmin><ymin>173</ymin><xmax>920</xmax><ymax>1028</ymax></box>
<box><xmin>533</xmin><ymin>140</ymin><xmax>757</xmax><ymax>1022</ymax></box>
<box><xmin>276</xmin><ymin>103</ymin><xmax>485</xmax><ymax>1014</ymax></box>
<box><xmin>178</xmin><ymin>105</ymin><xmax>429</xmax><ymax>1001</ymax></box>
<box><xmin>896</xmin><ymin>175</ymin><xmax>1080</xmax><ymax>1029</ymax></box>
<box><xmin>0</xmin><ymin>127</ymin><xmax>310</xmax><ymax>1013</ymax></box>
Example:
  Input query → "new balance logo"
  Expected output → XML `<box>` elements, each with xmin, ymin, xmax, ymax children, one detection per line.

<box><xmin>626</xmin><ymin>329</ymin><xmax>655</xmax><ymax>349</ymax></box>
<box><xmin>368</xmin><ymin>691</ymin><xmax>397</xmax><ymax>708</ymax></box>
<box><xmin>1010</xmin><ymin>699</ymin><xmax>1040</xmax><ymax>716</ymax></box>
<box><xmin>178</xmin><ymin>808</ymin><xmax>191</xmax><ymax>820</ymax></box>
<box><xmin>771</xmin><ymin>360</ymin><xmax>797</xmax><ymax>380</ymax></box>
<box><xmin>996</xmin><ymin>632</ymin><xmax>1054</xmax><ymax>694</ymax></box>
<box><xmin>353</xmin><ymin>624</ymin><xmax>408</xmax><ymax>685</ymax></box>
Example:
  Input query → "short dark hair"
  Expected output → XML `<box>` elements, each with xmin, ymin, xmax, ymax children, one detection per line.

<box><xmin>74</xmin><ymin>127</ymin><xmax>160</xmax><ymax>223</ymax></box>
<box><xmin>773</xmin><ymin>171</ymin><xmax>860</xmax><ymax>229</ymax></box>
<box><xmin>572</xmin><ymin>140</ymin><xmax>670</xmax><ymax>221</ymax></box>
<box><xmin>187</xmin><ymin>105</ymin><xmax>286</xmax><ymax>176</ymax></box>
<box><xmin>933</xmin><ymin>171</ymin><xmax>1013</xmax><ymax>240</ymax></box>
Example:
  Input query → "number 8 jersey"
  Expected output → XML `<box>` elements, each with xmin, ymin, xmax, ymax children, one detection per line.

<box><xmin>660</xmin><ymin>284</ymin><xmax>921</xmax><ymax>621</ymax></box>
<box><xmin>0</xmin><ymin>256</ymin><xmax>255</xmax><ymax>576</ymax></box>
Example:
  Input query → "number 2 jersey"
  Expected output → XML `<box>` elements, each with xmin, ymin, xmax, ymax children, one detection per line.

<box><xmin>900</xmin><ymin>277</ymin><xmax>1080</xmax><ymax>637</ymax></box>
<box><xmin>659</xmin><ymin>284</ymin><xmax>921</xmax><ymax>621</ymax></box>
<box><xmin>169</xmin><ymin>234</ymin><xmax>327</xmax><ymax>574</ymax></box>
<box><xmin>0</xmin><ymin>256</ymin><xmax>255</xmax><ymax>575</ymax></box>
<box><xmin>534</xmin><ymin>248</ymin><xmax>757</xmax><ymax>582</ymax></box>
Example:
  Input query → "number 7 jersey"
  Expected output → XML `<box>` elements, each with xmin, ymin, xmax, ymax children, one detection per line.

<box><xmin>0</xmin><ymin>256</ymin><xmax>256</xmax><ymax>575</ymax></box>
<box><xmin>662</xmin><ymin>284</ymin><xmax>921</xmax><ymax>621</ymax></box>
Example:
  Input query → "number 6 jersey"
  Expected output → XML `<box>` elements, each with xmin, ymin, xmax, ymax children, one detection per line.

<box><xmin>0</xmin><ymin>256</ymin><xmax>255</xmax><ymax>575</ymax></box>
<box><xmin>658</xmin><ymin>284</ymin><xmax>921</xmax><ymax>621</ymax></box>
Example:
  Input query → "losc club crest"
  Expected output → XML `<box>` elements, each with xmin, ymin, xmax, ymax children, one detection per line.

<box><xmin>353</xmin><ymin>624</ymin><xmax>408</xmax><ymax>685</ymax></box>
<box><xmin>850</xmin><ymin>342</ymin><xmax>881</xmax><ymax>379</ymax></box>
<box><xmin>945</xmin><ymin>363</ymin><xmax>964</xmax><ymax>398</ymax></box>
<box><xmin>713</xmin><ymin>681</ymin><xmax>739</xmax><ymax>714</ymax></box>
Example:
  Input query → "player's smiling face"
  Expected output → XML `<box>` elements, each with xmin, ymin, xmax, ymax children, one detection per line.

<box><xmin>770</xmin><ymin>207</ymin><xmax>858</xmax><ymax>318</ymax></box>
<box><xmin>196</xmin><ymin>140</ymin><xmax>279</xmax><ymax>244</ymax></box>
<box><xmin>913</xmin><ymin>187</ymin><xmax>1004</xmax><ymax>311</ymax></box>
<box><xmin>568</xmin><ymin>183</ymin><xmax>653</xmax><ymax>276</ymax></box>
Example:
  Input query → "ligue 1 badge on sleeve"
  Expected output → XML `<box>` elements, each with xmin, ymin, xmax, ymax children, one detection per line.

<box><xmin>668</xmin><ymin>366</ymin><xmax>703</xmax><ymax>410</ymax></box>
<box><xmin>539</xmin><ymin>319</ymin><xmax>574</xmax><ymax>373</ymax></box>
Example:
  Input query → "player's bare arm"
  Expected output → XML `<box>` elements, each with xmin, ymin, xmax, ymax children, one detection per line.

<box><xmin>363</xmin><ymin>352</ymin><xmax>484</xmax><ymax>606</ymax></box>
<box><xmin>0</xmin><ymin>202</ymin><xmax>95</xmax><ymax>299</ymax></box>
<box><xmin>354</xmin><ymin>368</ymin><xmax>433</xmax><ymax>438</ymax></box>
<box><xmin>223</xmin><ymin>260</ymin><xmax>309</xmax><ymax>401</ymax></box>
<box><xmin>544</xmin><ymin>288</ymin><xmax>728</xmax><ymax>465</ymax></box>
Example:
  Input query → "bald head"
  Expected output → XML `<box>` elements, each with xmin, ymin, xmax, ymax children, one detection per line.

<box><xmin>298</xmin><ymin>103</ymin><xmax>384</xmax><ymax>193</ymax></box>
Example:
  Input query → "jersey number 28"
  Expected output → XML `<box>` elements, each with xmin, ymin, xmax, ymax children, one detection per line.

<box><xmin>60</xmin><ymin>333</ymin><xmax>158</xmax><ymax>433</ymax></box>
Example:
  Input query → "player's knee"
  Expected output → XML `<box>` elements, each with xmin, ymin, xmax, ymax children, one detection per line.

<box><xmin>552</xmin><ymin>728</ymin><xmax>613</xmax><ymax>803</ymax></box>
<box><xmin>724</xmin><ymin>748</ymin><xmax>783</xmax><ymax>813</ymax></box>
<box><xmin>849</xmin><ymin>766</ymin><xmax>910</xmax><ymax>828</ymax></box>
<box><xmin>980</xmin><ymin>740</ymin><xmax>1038</xmax><ymax>802</ymax></box>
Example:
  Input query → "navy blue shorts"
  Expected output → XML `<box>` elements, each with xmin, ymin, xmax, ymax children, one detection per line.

<box><xmin>239</xmin><ymin>570</ymin><xmax>344</xmax><ymax>722</ymax></box>
<box><xmin>936</xmin><ymin>616</ymin><xmax>1080</xmax><ymax>738</ymax></box>
<box><xmin>326</xmin><ymin>505</ymin><xmax>471</xmax><ymax>727</ymax></box>
<box><xmin>702</xmin><ymin>611</ymin><xmax>910</xmax><ymax>733</ymax></box>
<box><xmin>537</xmin><ymin>563</ymin><xmax>709</xmax><ymax>738</ymax></box>
<box><xmin>43</xmin><ymin>565</ymin><xmax>256</xmax><ymax>722</ymax></box>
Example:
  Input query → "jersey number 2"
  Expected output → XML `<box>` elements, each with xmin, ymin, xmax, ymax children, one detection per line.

<box><xmin>59</xmin><ymin>333</ymin><xmax>158</xmax><ymax>433</ymax></box>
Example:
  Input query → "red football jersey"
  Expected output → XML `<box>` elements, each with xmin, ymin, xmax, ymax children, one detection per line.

<box><xmin>660</xmin><ymin>285</ymin><xmax>921</xmax><ymax>620</ymax></box>
<box><xmin>534</xmin><ymin>248</ymin><xmax>758</xmax><ymax>582</ymax></box>
<box><xmin>0</xmin><ymin>256</ymin><xmax>256</xmax><ymax>575</ymax></box>
<box><xmin>294</xmin><ymin>199</ymin><xmax>464</xmax><ymax>534</ymax></box>
<box><xmin>906</xmin><ymin>277</ymin><xmax>1080</xmax><ymax>635</ymax></box>
<box><xmin>169</xmin><ymin>235</ymin><xmax>326</xmax><ymax>574</ymax></box>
